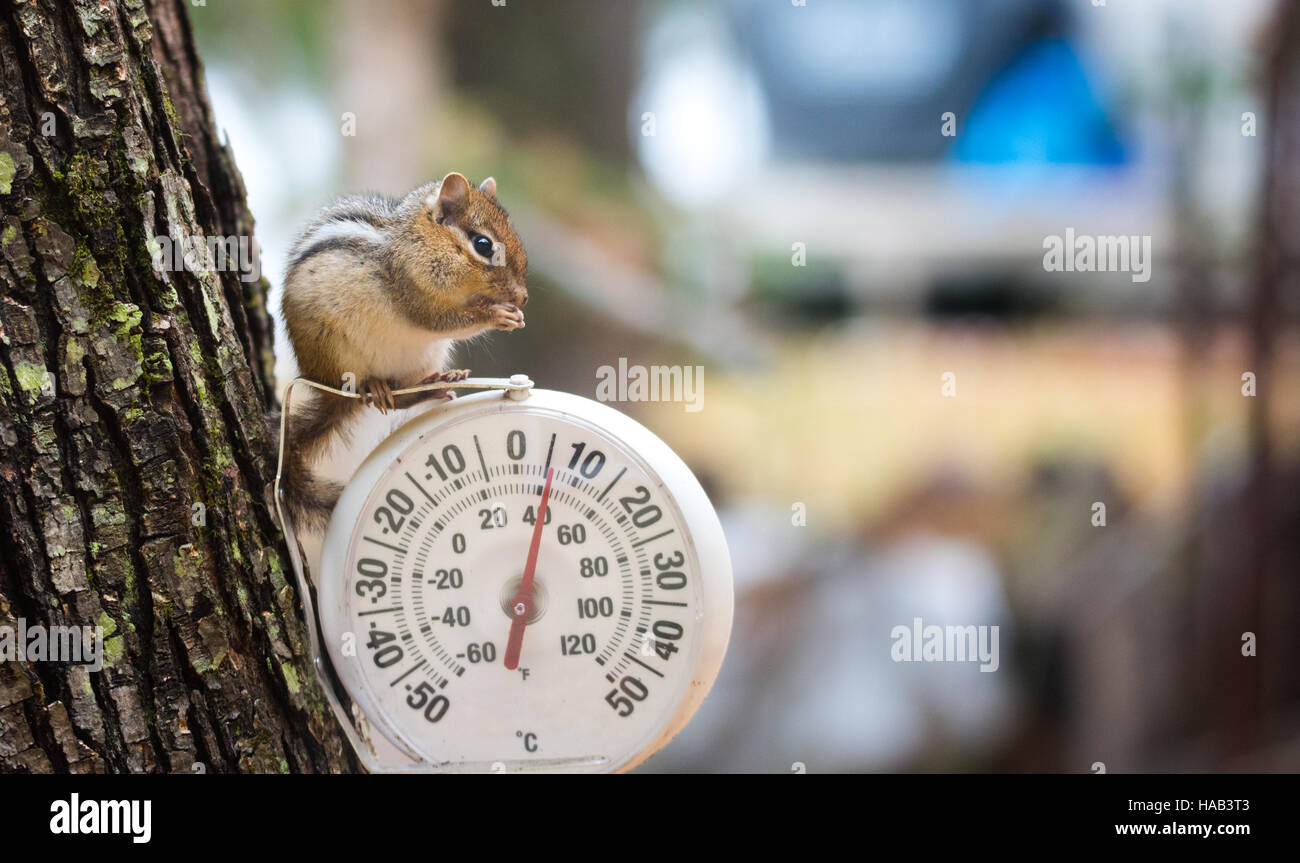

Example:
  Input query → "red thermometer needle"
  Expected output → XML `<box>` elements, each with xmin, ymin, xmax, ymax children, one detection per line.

<box><xmin>504</xmin><ymin>467</ymin><xmax>554</xmax><ymax>670</ymax></box>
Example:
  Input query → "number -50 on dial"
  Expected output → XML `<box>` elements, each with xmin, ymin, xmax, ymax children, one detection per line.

<box><xmin>318</xmin><ymin>387</ymin><xmax>733</xmax><ymax>772</ymax></box>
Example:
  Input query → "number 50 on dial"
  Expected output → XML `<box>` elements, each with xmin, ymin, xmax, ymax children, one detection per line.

<box><xmin>317</xmin><ymin>387</ymin><xmax>734</xmax><ymax>772</ymax></box>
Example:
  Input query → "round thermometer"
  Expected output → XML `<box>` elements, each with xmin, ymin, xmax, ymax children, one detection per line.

<box><xmin>316</xmin><ymin>385</ymin><xmax>733</xmax><ymax>772</ymax></box>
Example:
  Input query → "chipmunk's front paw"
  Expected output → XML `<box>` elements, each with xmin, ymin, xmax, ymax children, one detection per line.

<box><xmin>430</xmin><ymin>368</ymin><xmax>471</xmax><ymax>383</ymax></box>
<box><xmin>361</xmin><ymin>378</ymin><xmax>396</xmax><ymax>413</ymax></box>
<box><xmin>415</xmin><ymin>368</ymin><xmax>469</xmax><ymax>401</ymax></box>
<box><xmin>490</xmin><ymin>303</ymin><xmax>525</xmax><ymax>331</ymax></box>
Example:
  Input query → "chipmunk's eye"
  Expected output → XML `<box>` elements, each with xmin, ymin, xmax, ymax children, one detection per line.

<box><xmin>470</xmin><ymin>233</ymin><xmax>494</xmax><ymax>260</ymax></box>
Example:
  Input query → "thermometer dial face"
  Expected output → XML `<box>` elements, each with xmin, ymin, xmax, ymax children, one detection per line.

<box><xmin>318</xmin><ymin>390</ymin><xmax>732</xmax><ymax>772</ymax></box>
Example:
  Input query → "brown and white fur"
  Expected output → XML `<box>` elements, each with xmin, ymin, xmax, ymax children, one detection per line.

<box><xmin>279</xmin><ymin>172</ymin><xmax>528</xmax><ymax>534</ymax></box>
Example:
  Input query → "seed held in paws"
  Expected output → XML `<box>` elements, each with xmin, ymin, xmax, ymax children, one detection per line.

<box><xmin>492</xmin><ymin>303</ymin><xmax>525</xmax><ymax>331</ymax></box>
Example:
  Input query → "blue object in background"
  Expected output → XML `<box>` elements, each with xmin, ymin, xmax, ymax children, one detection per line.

<box><xmin>954</xmin><ymin>38</ymin><xmax>1126</xmax><ymax>165</ymax></box>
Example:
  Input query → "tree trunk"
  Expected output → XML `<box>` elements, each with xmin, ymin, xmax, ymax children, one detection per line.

<box><xmin>0</xmin><ymin>0</ymin><xmax>350</xmax><ymax>772</ymax></box>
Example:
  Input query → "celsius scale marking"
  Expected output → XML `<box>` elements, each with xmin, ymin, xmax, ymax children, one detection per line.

<box><xmin>276</xmin><ymin>375</ymin><xmax>733</xmax><ymax>773</ymax></box>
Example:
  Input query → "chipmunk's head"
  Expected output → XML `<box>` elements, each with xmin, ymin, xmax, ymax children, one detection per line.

<box><xmin>409</xmin><ymin>172</ymin><xmax>528</xmax><ymax>309</ymax></box>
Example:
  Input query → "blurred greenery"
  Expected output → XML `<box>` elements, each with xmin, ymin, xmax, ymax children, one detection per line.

<box><xmin>192</xmin><ymin>0</ymin><xmax>335</xmax><ymax>84</ymax></box>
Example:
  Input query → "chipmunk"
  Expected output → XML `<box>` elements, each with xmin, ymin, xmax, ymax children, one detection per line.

<box><xmin>280</xmin><ymin>172</ymin><xmax>528</xmax><ymax>531</ymax></box>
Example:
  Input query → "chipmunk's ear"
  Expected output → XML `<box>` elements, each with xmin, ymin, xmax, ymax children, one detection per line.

<box><xmin>434</xmin><ymin>172</ymin><xmax>470</xmax><ymax>215</ymax></box>
<box><xmin>478</xmin><ymin>176</ymin><xmax>497</xmax><ymax>197</ymax></box>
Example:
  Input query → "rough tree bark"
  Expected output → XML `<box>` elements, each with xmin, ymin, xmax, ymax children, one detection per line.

<box><xmin>0</xmin><ymin>0</ymin><xmax>351</xmax><ymax>772</ymax></box>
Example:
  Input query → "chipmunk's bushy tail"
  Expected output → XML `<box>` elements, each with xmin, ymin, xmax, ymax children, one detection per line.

<box><xmin>278</xmin><ymin>395</ymin><xmax>356</xmax><ymax>533</ymax></box>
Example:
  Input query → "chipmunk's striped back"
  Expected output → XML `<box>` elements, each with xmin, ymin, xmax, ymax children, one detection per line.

<box><xmin>286</xmin><ymin>192</ymin><xmax>397</xmax><ymax>278</ymax></box>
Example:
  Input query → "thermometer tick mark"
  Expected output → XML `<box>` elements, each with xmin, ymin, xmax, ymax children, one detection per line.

<box><xmin>405</xmin><ymin>472</ymin><xmax>437</xmax><ymax>506</ymax></box>
<box><xmin>626</xmin><ymin>653</ymin><xmax>665</xmax><ymax>678</ymax></box>
<box><xmin>631</xmin><ymin>528</ymin><xmax>674</xmax><ymax>548</ymax></box>
<box><xmin>598</xmin><ymin>467</ymin><xmax>627</xmax><ymax>501</ymax></box>
<box><xmin>364</xmin><ymin>535</ymin><xmax>406</xmax><ymax>554</ymax></box>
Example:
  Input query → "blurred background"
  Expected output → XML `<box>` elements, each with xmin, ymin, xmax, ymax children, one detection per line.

<box><xmin>194</xmin><ymin>0</ymin><xmax>1300</xmax><ymax>772</ymax></box>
